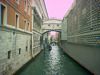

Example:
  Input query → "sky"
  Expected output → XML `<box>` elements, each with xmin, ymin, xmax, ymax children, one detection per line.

<box><xmin>44</xmin><ymin>0</ymin><xmax>75</xmax><ymax>20</ymax></box>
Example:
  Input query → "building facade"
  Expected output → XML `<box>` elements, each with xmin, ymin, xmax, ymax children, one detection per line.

<box><xmin>61</xmin><ymin>17</ymin><xmax>67</xmax><ymax>40</ymax></box>
<box><xmin>61</xmin><ymin>0</ymin><xmax>100</xmax><ymax>74</ymax></box>
<box><xmin>62</xmin><ymin>0</ymin><xmax>100</xmax><ymax>46</ymax></box>
<box><xmin>0</xmin><ymin>0</ymin><xmax>33</xmax><ymax>75</ymax></box>
<box><xmin>32</xmin><ymin>7</ymin><xmax>42</xmax><ymax>57</ymax></box>
<box><xmin>32</xmin><ymin>0</ymin><xmax>48</xmax><ymax>56</ymax></box>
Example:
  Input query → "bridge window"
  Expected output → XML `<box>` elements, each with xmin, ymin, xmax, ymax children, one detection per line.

<box><xmin>57</xmin><ymin>24</ymin><xmax>59</xmax><ymax>26</ymax></box>
<box><xmin>48</xmin><ymin>24</ymin><xmax>50</xmax><ymax>26</ymax></box>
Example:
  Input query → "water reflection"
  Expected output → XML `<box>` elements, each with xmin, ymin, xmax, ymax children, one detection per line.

<box><xmin>16</xmin><ymin>45</ymin><xmax>92</xmax><ymax>75</ymax></box>
<box><xmin>44</xmin><ymin>45</ymin><xmax>62</xmax><ymax>75</ymax></box>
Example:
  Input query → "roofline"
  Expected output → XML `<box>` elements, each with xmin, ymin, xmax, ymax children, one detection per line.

<box><xmin>42</xmin><ymin>30</ymin><xmax>61</xmax><ymax>35</ymax></box>
<box><xmin>44</xmin><ymin>19</ymin><xmax>62</xmax><ymax>22</ymax></box>
<box><xmin>43</xmin><ymin>0</ymin><xmax>49</xmax><ymax>18</ymax></box>
<box><xmin>63</xmin><ymin>0</ymin><xmax>76</xmax><ymax>18</ymax></box>
<box><xmin>33</xmin><ymin>0</ymin><xmax>48</xmax><ymax>19</ymax></box>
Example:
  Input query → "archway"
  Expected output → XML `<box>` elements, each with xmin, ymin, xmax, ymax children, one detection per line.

<box><xmin>40</xmin><ymin>30</ymin><xmax>61</xmax><ymax>50</ymax></box>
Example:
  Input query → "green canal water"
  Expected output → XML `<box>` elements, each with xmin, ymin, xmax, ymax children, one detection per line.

<box><xmin>15</xmin><ymin>45</ymin><xmax>92</xmax><ymax>75</ymax></box>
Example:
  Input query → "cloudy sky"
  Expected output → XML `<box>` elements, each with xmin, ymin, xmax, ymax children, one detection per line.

<box><xmin>44</xmin><ymin>0</ymin><xmax>75</xmax><ymax>20</ymax></box>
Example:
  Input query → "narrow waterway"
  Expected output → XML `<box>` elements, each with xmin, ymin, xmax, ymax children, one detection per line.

<box><xmin>15</xmin><ymin>45</ymin><xmax>92</xmax><ymax>75</ymax></box>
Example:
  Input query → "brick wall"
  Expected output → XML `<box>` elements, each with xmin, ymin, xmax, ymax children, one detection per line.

<box><xmin>0</xmin><ymin>0</ymin><xmax>32</xmax><ymax>32</ymax></box>
<box><xmin>7</xmin><ymin>5</ymin><xmax>15</xmax><ymax>26</ymax></box>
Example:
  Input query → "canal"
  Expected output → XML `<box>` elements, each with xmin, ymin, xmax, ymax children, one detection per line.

<box><xmin>15</xmin><ymin>45</ymin><xmax>92</xmax><ymax>75</ymax></box>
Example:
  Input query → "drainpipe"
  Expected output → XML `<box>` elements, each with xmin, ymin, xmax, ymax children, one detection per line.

<box><xmin>0</xmin><ymin>5</ymin><xmax>1</xmax><ymax>27</ymax></box>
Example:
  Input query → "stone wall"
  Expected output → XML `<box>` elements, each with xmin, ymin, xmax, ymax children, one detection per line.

<box><xmin>0</xmin><ymin>28</ymin><xmax>32</xmax><ymax>75</ymax></box>
<box><xmin>61</xmin><ymin>41</ymin><xmax>100</xmax><ymax>75</ymax></box>
<box><xmin>61</xmin><ymin>17</ymin><xmax>67</xmax><ymax>40</ymax></box>
<box><xmin>63</xmin><ymin>0</ymin><xmax>100</xmax><ymax>46</ymax></box>
<box><xmin>32</xmin><ymin>31</ymin><xmax>41</xmax><ymax>57</ymax></box>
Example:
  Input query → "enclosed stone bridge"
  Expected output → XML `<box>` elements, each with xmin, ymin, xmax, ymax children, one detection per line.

<box><xmin>42</xmin><ymin>19</ymin><xmax>62</xmax><ymax>34</ymax></box>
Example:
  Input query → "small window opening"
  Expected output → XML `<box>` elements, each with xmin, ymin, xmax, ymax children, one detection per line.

<box><xmin>26</xmin><ymin>46</ymin><xmax>28</xmax><ymax>51</ymax></box>
<box><xmin>19</xmin><ymin>48</ymin><xmax>21</xmax><ymax>54</ymax></box>
<box><xmin>8</xmin><ymin>51</ymin><xmax>11</xmax><ymax>59</ymax></box>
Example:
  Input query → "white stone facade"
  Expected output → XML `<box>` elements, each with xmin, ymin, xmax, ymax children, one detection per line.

<box><xmin>42</xmin><ymin>19</ymin><xmax>62</xmax><ymax>33</ymax></box>
<box><xmin>0</xmin><ymin>28</ymin><xmax>32</xmax><ymax>75</ymax></box>
<box><xmin>32</xmin><ymin>0</ymin><xmax>48</xmax><ymax>56</ymax></box>
<box><xmin>61</xmin><ymin>17</ymin><xmax>67</xmax><ymax>40</ymax></box>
